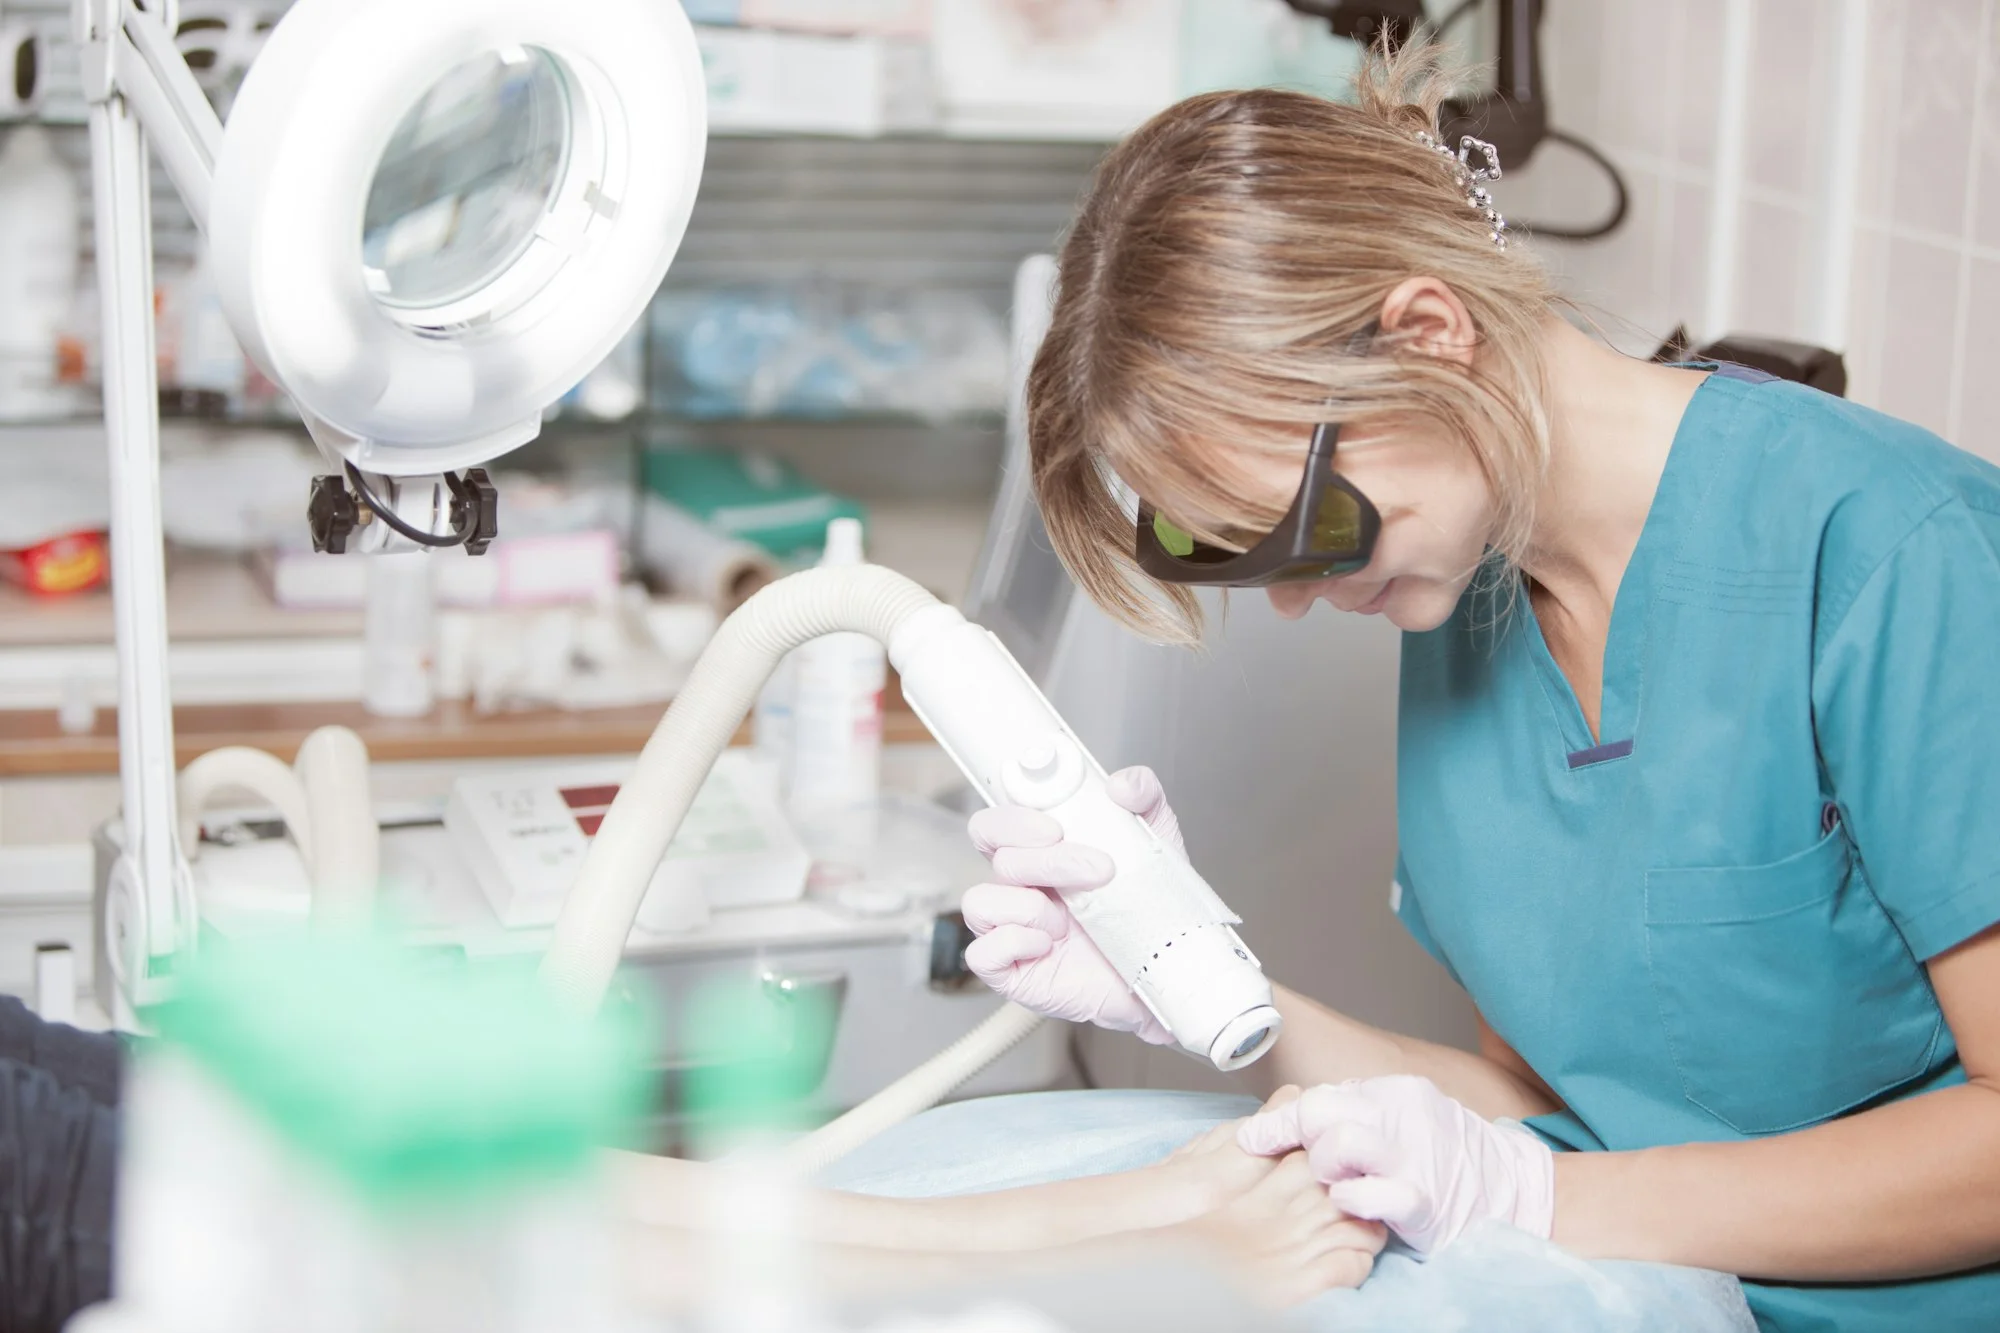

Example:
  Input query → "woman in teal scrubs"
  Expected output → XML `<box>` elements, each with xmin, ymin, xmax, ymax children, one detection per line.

<box><xmin>957</xmin><ymin>41</ymin><xmax>2000</xmax><ymax>1333</ymax></box>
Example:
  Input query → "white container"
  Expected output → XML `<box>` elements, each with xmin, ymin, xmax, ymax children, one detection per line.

<box><xmin>443</xmin><ymin>751</ymin><xmax>808</xmax><ymax>930</ymax></box>
<box><xmin>695</xmin><ymin>24</ymin><xmax>887</xmax><ymax>136</ymax></box>
<box><xmin>362</xmin><ymin>552</ymin><xmax>435</xmax><ymax>717</ymax></box>
<box><xmin>159</xmin><ymin>257</ymin><xmax>248</xmax><ymax>405</ymax></box>
<box><xmin>0</xmin><ymin>125</ymin><xmax>79</xmax><ymax>420</ymax></box>
<box><xmin>753</xmin><ymin>648</ymin><xmax>800</xmax><ymax>787</ymax></box>
<box><xmin>786</xmin><ymin>518</ymin><xmax>887</xmax><ymax>879</ymax></box>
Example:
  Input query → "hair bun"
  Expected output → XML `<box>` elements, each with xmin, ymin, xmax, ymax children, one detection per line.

<box><xmin>1350</xmin><ymin>32</ymin><xmax>1464</xmax><ymax>139</ymax></box>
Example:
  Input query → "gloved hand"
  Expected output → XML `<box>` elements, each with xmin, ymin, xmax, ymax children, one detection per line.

<box><xmin>959</xmin><ymin>766</ymin><xmax>1184</xmax><ymax>1045</ymax></box>
<box><xmin>1235</xmin><ymin>1074</ymin><xmax>1555</xmax><ymax>1257</ymax></box>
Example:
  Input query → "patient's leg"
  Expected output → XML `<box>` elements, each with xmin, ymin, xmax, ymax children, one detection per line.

<box><xmin>609</xmin><ymin>1105</ymin><xmax>1281</xmax><ymax>1254</ymax></box>
<box><xmin>618</xmin><ymin>1139</ymin><xmax>1383</xmax><ymax>1313</ymax></box>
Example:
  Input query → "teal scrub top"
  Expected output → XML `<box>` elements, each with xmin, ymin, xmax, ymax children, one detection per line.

<box><xmin>1394</xmin><ymin>366</ymin><xmax>2000</xmax><ymax>1333</ymax></box>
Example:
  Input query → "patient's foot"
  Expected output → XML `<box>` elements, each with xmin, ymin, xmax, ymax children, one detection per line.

<box><xmin>1144</xmin><ymin>1084</ymin><xmax>1308</xmax><ymax>1223</ymax></box>
<box><xmin>1166</xmin><ymin>1151</ymin><xmax>1386</xmax><ymax>1308</ymax></box>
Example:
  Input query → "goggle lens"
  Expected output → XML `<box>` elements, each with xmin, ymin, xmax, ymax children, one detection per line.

<box><xmin>1312</xmin><ymin>483</ymin><xmax>1365</xmax><ymax>555</ymax></box>
<box><xmin>1152</xmin><ymin>512</ymin><xmax>1197</xmax><ymax>557</ymax></box>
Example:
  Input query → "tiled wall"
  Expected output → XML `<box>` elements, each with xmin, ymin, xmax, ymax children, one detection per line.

<box><xmin>1505</xmin><ymin>0</ymin><xmax>2000</xmax><ymax>462</ymax></box>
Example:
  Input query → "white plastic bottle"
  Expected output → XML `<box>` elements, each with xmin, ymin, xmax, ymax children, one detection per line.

<box><xmin>785</xmin><ymin>518</ymin><xmax>886</xmax><ymax>882</ymax></box>
<box><xmin>0</xmin><ymin>125</ymin><xmax>79</xmax><ymax>421</ymax></box>
<box><xmin>160</xmin><ymin>256</ymin><xmax>247</xmax><ymax>409</ymax></box>
<box><xmin>753</xmin><ymin>649</ymin><xmax>799</xmax><ymax>787</ymax></box>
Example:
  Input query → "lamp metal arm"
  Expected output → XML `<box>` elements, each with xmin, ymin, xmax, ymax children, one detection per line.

<box><xmin>74</xmin><ymin>0</ymin><xmax>226</xmax><ymax>1008</ymax></box>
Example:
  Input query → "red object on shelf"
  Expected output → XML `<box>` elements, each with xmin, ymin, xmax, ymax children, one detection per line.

<box><xmin>0</xmin><ymin>530</ymin><xmax>109</xmax><ymax>596</ymax></box>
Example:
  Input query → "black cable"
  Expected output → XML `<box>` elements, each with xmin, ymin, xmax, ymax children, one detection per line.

<box><xmin>343</xmin><ymin>461</ymin><xmax>472</xmax><ymax>549</ymax></box>
<box><xmin>1416</xmin><ymin>0</ymin><xmax>1631</xmax><ymax>241</ymax></box>
<box><xmin>1508</xmin><ymin>127</ymin><xmax>1630</xmax><ymax>241</ymax></box>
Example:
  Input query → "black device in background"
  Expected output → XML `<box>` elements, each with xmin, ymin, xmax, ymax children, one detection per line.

<box><xmin>1276</xmin><ymin>7</ymin><xmax>1844</xmax><ymax>400</ymax></box>
<box><xmin>1651</xmin><ymin>326</ymin><xmax>1849</xmax><ymax>398</ymax></box>
<box><xmin>1277</xmin><ymin>0</ymin><xmax>1430</xmax><ymax>48</ymax></box>
<box><xmin>1280</xmin><ymin>0</ymin><xmax>1628</xmax><ymax>241</ymax></box>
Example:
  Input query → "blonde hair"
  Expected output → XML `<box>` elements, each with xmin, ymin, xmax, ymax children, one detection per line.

<box><xmin>1029</xmin><ymin>38</ymin><xmax>1558</xmax><ymax>644</ymax></box>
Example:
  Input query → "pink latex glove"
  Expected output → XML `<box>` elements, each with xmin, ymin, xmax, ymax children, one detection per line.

<box><xmin>1235</xmin><ymin>1075</ymin><xmax>1555</xmax><ymax>1257</ymax></box>
<box><xmin>959</xmin><ymin>766</ymin><xmax>1183</xmax><ymax>1045</ymax></box>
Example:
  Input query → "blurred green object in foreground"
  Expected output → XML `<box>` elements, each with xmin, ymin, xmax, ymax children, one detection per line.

<box><xmin>150</xmin><ymin>936</ymin><xmax>653</xmax><ymax>1205</ymax></box>
<box><xmin>680</xmin><ymin>973</ymin><xmax>840</xmax><ymax>1140</ymax></box>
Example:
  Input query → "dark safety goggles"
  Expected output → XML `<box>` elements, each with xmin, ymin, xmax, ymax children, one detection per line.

<box><xmin>1135</xmin><ymin>418</ymin><xmax>1382</xmax><ymax>587</ymax></box>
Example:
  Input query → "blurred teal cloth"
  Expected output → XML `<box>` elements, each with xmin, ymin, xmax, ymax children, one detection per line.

<box><xmin>817</xmin><ymin>1090</ymin><xmax>1755</xmax><ymax>1333</ymax></box>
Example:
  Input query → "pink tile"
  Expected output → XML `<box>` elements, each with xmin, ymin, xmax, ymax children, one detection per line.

<box><xmin>1733</xmin><ymin>200</ymin><xmax>1811</xmax><ymax>338</ymax></box>
<box><xmin>1674</xmin><ymin>0</ymin><xmax>1728</xmax><ymax>170</ymax></box>
<box><xmin>1746</xmin><ymin>0</ymin><xmax>1832</xmax><ymax>196</ymax></box>
<box><xmin>1974</xmin><ymin>1</ymin><xmax>2000</xmax><ymax>249</ymax></box>
<box><xmin>1887</xmin><ymin>0</ymin><xmax>1984</xmax><ymax>237</ymax></box>
<box><xmin>1513</xmin><ymin>125</ymin><xmax>1624</xmax><ymax>230</ymax></box>
<box><xmin>1854</xmin><ymin>0</ymin><xmax>1907</xmax><ymax>229</ymax></box>
<box><xmin>1667</xmin><ymin>182</ymin><xmax>1711</xmax><ymax>319</ymax></box>
<box><xmin>1874</xmin><ymin>237</ymin><xmax>1964</xmax><ymax>436</ymax></box>
<box><xmin>1597</xmin><ymin>0</ymin><xmax>1677</xmax><ymax>160</ymax></box>
<box><xmin>1541</xmin><ymin>0</ymin><xmax>1609</xmax><ymax>138</ymax></box>
<box><xmin>1953</xmin><ymin>257</ymin><xmax>2000</xmax><ymax>461</ymax></box>
<box><xmin>1546</xmin><ymin>170</ymin><xmax>1664</xmax><ymax>335</ymax></box>
<box><xmin>1840</xmin><ymin>225</ymin><xmax>1894</xmax><ymax>406</ymax></box>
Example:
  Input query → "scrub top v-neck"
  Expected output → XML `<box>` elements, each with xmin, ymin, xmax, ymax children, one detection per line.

<box><xmin>1392</xmin><ymin>366</ymin><xmax>2000</xmax><ymax>1332</ymax></box>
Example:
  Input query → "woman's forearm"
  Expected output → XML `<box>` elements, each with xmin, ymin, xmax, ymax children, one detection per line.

<box><xmin>1556</xmin><ymin>1079</ymin><xmax>2000</xmax><ymax>1279</ymax></box>
<box><xmin>1252</xmin><ymin>983</ymin><xmax>1559</xmax><ymax>1121</ymax></box>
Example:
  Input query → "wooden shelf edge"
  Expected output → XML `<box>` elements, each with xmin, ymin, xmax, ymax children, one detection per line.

<box><xmin>0</xmin><ymin>698</ymin><xmax>933</xmax><ymax>778</ymax></box>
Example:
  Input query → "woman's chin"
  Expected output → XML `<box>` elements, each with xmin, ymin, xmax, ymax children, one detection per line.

<box><xmin>1385</xmin><ymin>587</ymin><xmax>1458</xmax><ymax>633</ymax></box>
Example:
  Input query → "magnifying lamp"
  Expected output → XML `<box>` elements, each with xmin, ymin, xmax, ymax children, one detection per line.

<box><xmin>80</xmin><ymin>0</ymin><xmax>705</xmax><ymax>1014</ymax></box>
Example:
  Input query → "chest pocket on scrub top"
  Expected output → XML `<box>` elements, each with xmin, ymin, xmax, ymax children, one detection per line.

<box><xmin>1642</xmin><ymin>816</ymin><xmax>1942</xmax><ymax>1135</ymax></box>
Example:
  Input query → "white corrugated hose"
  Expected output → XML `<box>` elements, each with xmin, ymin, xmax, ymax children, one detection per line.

<box><xmin>538</xmin><ymin>565</ymin><xmax>1044</xmax><ymax>1172</ymax></box>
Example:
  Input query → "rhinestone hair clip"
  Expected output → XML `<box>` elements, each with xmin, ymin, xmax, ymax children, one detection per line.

<box><xmin>1415</xmin><ymin>131</ymin><xmax>1508</xmax><ymax>250</ymax></box>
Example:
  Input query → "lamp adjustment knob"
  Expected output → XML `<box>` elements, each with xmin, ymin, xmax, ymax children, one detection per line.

<box><xmin>452</xmin><ymin>467</ymin><xmax>499</xmax><ymax>556</ymax></box>
<box><xmin>307</xmin><ymin>474</ymin><xmax>358</xmax><ymax>554</ymax></box>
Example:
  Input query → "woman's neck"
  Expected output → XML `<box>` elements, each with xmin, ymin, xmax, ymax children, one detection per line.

<box><xmin>1517</xmin><ymin>316</ymin><xmax>1707</xmax><ymax>625</ymax></box>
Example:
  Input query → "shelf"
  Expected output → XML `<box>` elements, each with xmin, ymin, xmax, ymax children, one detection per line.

<box><xmin>0</xmin><ymin>407</ymin><xmax>1006</xmax><ymax>439</ymax></box>
<box><xmin>641</xmin><ymin>408</ymin><xmax>1005</xmax><ymax>430</ymax></box>
<box><xmin>0</xmin><ymin>688</ymin><xmax>937</xmax><ymax>778</ymax></box>
<box><xmin>0</xmin><ymin>551</ymin><xmax>358</xmax><ymax>650</ymax></box>
<box><xmin>12</xmin><ymin>105</ymin><xmax>1120</xmax><ymax>146</ymax></box>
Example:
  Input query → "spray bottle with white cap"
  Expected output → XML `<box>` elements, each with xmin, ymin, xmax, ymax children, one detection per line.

<box><xmin>784</xmin><ymin>518</ymin><xmax>887</xmax><ymax>883</ymax></box>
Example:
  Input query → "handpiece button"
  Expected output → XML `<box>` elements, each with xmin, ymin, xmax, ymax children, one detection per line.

<box><xmin>1018</xmin><ymin>743</ymin><xmax>1057</xmax><ymax>779</ymax></box>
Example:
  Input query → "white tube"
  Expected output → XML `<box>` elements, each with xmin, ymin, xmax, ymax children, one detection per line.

<box><xmin>176</xmin><ymin>746</ymin><xmax>316</xmax><ymax>867</ymax></box>
<box><xmin>542</xmin><ymin>565</ymin><xmax>1278</xmax><ymax>1064</ymax></box>
<box><xmin>294</xmin><ymin>726</ymin><xmax>378</xmax><ymax>928</ymax></box>
<box><xmin>540</xmin><ymin>566</ymin><xmax>940</xmax><ymax>1010</ymax></box>
<box><xmin>778</xmin><ymin>1004</ymin><xmax>1045</xmax><ymax>1177</ymax></box>
<box><xmin>540</xmin><ymin>564</ymin><xmax>1279</xmax><ymax>1167</ymax></box>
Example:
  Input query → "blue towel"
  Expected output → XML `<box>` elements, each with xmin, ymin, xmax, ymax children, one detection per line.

<box><xmin>818</xmin><ymin>1090</ymin><xmax>1756</xmax><ymax>1333</ymax></box>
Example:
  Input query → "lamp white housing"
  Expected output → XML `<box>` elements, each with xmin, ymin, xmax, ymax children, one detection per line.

<box><xmin>207</xmin><ymin>0</ymin><xmax>707</xmax><ymax>475</ymax></box>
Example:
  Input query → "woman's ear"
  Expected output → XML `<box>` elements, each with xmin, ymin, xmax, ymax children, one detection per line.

<box><xmin>1378</xmin><ymin>277</ymin><xmax>1479</xmax><ymax>367</ymax></box>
